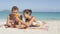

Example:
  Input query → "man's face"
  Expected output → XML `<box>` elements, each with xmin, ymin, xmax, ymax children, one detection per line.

<box><xmin>12</xmin><ymin>10</ymin><xmax>18</xmax><ymax>13</ymax></box>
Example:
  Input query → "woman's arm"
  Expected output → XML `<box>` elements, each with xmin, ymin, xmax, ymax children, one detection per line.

<box><xmin>24</xmin><ymin>17</ymin><xmax>35</xmax><ymax>26</ymax></box>
<box><xmin>26</xmin><ymin>17</ymin><xmax>40</xmax><ymax>27</ymax></box>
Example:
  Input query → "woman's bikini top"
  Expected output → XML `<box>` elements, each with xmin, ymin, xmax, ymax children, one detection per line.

<box><xmin>25</xmin><ymin>16</ymin><xmax>33</xmax><ymax>22</ymax></box>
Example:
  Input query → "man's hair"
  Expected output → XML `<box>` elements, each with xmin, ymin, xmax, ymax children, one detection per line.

<box><xmin>23</xmin><ymin>9</ymin><xmax>32</xmax><ymax>15</ymax></box>
<box><xmin>12</xmin><ymin>6</ymin><xmax>18</xmax><ymax>11</ymax></box>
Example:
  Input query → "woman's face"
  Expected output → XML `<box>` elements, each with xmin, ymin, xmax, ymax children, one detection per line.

<box><xmin>24</xmin><ymin>12</ymin><xmax>30</xmax><ymax>19</ymax></box>
<box><xmin>24</xmin><ymin>12</ymin><xmax>28</xmax><ymax>18</ymax></box>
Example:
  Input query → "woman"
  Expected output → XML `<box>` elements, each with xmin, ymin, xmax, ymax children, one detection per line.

<box><xmin>23</xmin><ymin>9</ymin><xmax>40</xmax><ymax>27</ymax></box>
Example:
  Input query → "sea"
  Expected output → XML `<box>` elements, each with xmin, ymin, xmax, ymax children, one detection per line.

<box><xmin>0</xmin><ymin>11</ymin><xmax>60</xmax><ymax>24</ymax></box>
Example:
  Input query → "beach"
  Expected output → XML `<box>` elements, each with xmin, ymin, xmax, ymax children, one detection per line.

<box><xmin>0</xmin><ymin>20</ymin><xmax>59</xmax><ymax>34</ymax></box>
<box><xmin>0</xmin><ymin>0</ymin><xmax>60</xmax><ymax>34</ymax></box>
<box><xmin>0</xmin><ymin>12</ymin><xmax>60</xmax><ymax>34</ymax></box>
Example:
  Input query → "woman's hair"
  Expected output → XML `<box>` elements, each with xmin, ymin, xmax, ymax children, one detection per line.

<box><xmin>23</xmin><ymin>9</ymin><xmax>32</xmax><ymax>15</ymax></box>
<box><xmin>11</xmin><ymin>6</ymin><xmax>18</xmax><ymax>11</ymax></box>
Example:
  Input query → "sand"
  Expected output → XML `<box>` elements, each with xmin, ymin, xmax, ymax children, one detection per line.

<box><xmin>0</xmin><ymin>20</ymin><xmax>60</xmax><ymax>34</ymax></box>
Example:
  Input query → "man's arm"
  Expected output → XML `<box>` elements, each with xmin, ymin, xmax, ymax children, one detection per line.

<box><xmin>6</xmin><ymin>16</ymin><xmax>12</xmax><ymax>26</ymax></box>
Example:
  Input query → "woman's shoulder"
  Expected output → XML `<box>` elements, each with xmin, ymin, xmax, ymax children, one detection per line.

<box><xmin>31</xmin><ymin>16</ymin><xmax>36</xmax><ymax>19</ymax></box>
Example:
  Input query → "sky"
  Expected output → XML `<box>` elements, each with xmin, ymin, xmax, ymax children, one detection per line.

<box><xmin>0</xmin><ymin>0</ymin><xmax>60</xmax><ymax>12</ymax></box>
